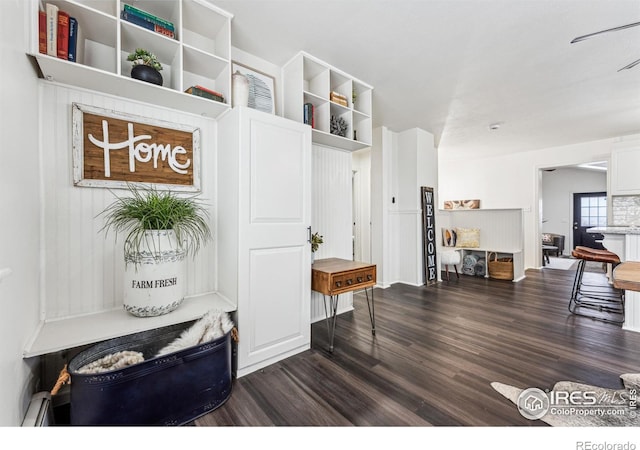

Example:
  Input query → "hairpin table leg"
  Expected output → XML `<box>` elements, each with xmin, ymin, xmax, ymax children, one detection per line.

<box><xmin>322</xmin><ymin>294</ymin><xmax>339</xmax><ymax>352</ymax></box>
<box><xmin>364</xmin><ymin>286</ymin><xmax>376</xmax><ymax>335</ymax></box>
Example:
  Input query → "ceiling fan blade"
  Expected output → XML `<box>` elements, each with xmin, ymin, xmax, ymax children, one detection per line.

<box><xmin>571</xmin><ymin>21</ymin><xmax>640</xmax><ymax>43</ymax></box>
<box><xmin>618</xmin><ymin>57</ymin><xmax>640</xmax><ymax>71</ymax></box>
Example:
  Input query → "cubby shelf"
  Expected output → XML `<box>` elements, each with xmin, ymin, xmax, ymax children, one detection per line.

<box><xmin>23</xmin><ymin>292</ymin><xmax>236</xmax><ymax>358</ymax></box>
<box><xmin>282</xmin><ymin>51</ymin><xmax>373</xmax><ymax>152</ymax></box>
<box><xmin>439</xmin><ymin>208</ymin><xmax>526</xmax><ymax>282</ymax></box>
<box><xmin>27</xmin><ymin>0</ymin><xmax>233</xmax><ymax>118</ymax></box>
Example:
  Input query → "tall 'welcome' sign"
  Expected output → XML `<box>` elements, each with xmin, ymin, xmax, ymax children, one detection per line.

<box><xmin>72</xmin><ymin>103</ymin><xmax>201</xmax><ymax>191</ymax></box>
<box><xmin>421</xmin><ymin>186</ymin><xmax>437</xmax><ymax>285</ymax></box>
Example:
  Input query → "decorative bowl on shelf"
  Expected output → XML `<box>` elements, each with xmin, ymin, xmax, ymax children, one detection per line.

<box><xmin>131</xmin><ymin>64</ymin><xmax>163</xmax><ymax>86</ymax></box>
<box><xmin>127</xmin><ymin>48</ymin><xmax>163</xmax><ymax>86</ymax></box>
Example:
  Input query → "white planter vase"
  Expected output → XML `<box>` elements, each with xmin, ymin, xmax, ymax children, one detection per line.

<box><xmin>232</xmin><ymin>70</ymin><xmax>249</xmax><ymax>107</ymax></box>
<box><xmin>123</xmin><ymin>230</ymin><xmax>186</xmax><ymax>317</ymax></box>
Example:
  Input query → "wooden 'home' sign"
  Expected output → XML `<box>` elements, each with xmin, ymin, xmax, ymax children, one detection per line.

<box><xmin>72</xmin><ymin>103</ymin><xmax>201</xmax><ymax>191</ymax></box>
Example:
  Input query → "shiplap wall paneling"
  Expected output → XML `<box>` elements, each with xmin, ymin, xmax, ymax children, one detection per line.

<box><xmin>39</xmin><ymin>83</ymin><xmax>217</xmax><ymax>321</ymax></box>
<box><xmin>310</xmin><ymin>144</ymin><xmax>354</xmax><ymax>323</ymax></box>
<box><xmin>442</xmin><ymin>209</ymin><xmax>524</xmax><ymax>251</ymax></box>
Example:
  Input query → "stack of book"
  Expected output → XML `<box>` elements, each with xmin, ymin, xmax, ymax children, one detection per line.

<box><xmin>303</xmin><ymin>103</ymin><xmax>315</xmax><ymax>128</ymax></box>
<box><xmin>330</xmin><ymin>91</ymin><xmax>348</xmax><ymax>107</ymax></box>
<box><xmin>121</xmin><ymin>4</ymin><xmax>175</xmax><ymax>39</ymax></box>
<box><xmin>39</xmin><ymin>3</ymin><xmax>81</xmax><ymax>62</ymax></box>
<box><xmin>185</xmin><ymin>86</ymin><xmax>225</xmax><ymax>103</ymax></box>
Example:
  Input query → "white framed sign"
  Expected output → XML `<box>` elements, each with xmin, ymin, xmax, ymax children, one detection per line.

<box><xmin>72</xmin><ymin>103</ymin><xmax>201</xmax><ymax>192</ymax></box>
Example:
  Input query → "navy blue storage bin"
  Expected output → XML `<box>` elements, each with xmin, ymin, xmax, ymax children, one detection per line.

<box><xmin>68</xmin><ymin>321</ymin><xmax>232</xmax><ymax>426</ymax></box>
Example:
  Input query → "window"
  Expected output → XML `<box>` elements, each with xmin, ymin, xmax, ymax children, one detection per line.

<box><xmin>580</xmin><ymin>195</ymin><xmax>607</xmax><ymax>227</ymax></box>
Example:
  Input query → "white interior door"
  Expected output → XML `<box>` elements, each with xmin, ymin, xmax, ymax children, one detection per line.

<box><xmin>237</xmin><ymin>110</ymin><xmax>311</xmax><ymax>374</ymax></box>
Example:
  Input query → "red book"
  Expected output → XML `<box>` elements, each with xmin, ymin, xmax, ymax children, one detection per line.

<box><xmin>38</xmin><ymin>10</ymin><xmax>47</xmax><ymax>54</ymax></box>
<box><xmin>56</xmin><ymin>11</ymin><xmax>69</xmax><ymax>60</ymax></box>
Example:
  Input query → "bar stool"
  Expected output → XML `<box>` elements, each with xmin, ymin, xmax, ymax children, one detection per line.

<box><xmin>440</xmin><ymin>249</ymin><xmax>462</xmax><ymax>281</ymax></box>
<box><xmin>569</xmin><ymin>246</ymin><xmax>624</xmax><ymax>324</ymax></box>
<box><xmin>440</xmin><ymin>249</ymin><xmax>461</xmax><ymax>281</ymax></box>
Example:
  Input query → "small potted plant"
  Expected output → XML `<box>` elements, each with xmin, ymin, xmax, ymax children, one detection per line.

<box><xmin>127</xmin><ymin>48</ymin><xmax>163</xmax><ymax>86</ymax></box>
<box><xmin>311</xmin><ymin>232</ymin><xmax>323</xmax><ymax>263</ymax></box>
<box><xmin>98</xmin><ymin>184</ymin><xmax>212</xmax><ymax>317</ymax></box>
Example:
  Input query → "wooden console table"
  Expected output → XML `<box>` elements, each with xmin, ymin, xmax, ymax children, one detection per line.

<box><xmin>311</xmin><ymin>258</ymin><xmax>377</xmax><ymax>352</ymax></box>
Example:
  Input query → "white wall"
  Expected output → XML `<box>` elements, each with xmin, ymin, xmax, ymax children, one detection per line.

<box><xmin>439</xmin><ymin>134</ymin><xmax>640</xmax><ymax>269</ymax></box>
<box><xmin>542</xmin><ymin>167</ymin><xmax>607</xmax><ymax>255</ymax></box>
<box><xmin>371</xmin><ymin>127</ymin><xmax>394</xmax><ymax>287</ymax></box>
<box><xmin>0</xmin><ymin>1</ymin><xmax>42</xmax><ymax>426</ymax></box>
<box><xmin>371</xmin><ymin>126</ymin><xmax>437</xmax><ymax>287</ymax></box>
<box><xmin>392</xmin><ymin>128</ymin><xmax>437</xmax><ymax>285</ymax></box>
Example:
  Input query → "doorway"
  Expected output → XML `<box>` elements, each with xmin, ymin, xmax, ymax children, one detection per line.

<box><xmin>352</xmin><ymin>149</ymin><xmax>371</xmax><ymax>263</ymax></box>
<box><xmin>352</xmin><ymin>169</ymin><xmax>360</xmax><ymax>260</ymax></box>
<box><xmin>538</xmin><ymin>163</ymin><xmax>608</xmax><ymax>266</ymax></box>
<box><xmin>572</xmin><ymin>192</ymin><xmax>606</xmax><ymax>250</ymax></box>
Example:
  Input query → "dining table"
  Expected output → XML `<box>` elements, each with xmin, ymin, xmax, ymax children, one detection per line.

<box><xmin>612</xmin><ymin>261</ymin><xmax>640</xmax><ymax>292</ymax></box>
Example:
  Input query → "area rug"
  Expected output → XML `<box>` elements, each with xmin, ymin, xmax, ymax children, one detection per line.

<box><xmin>491</xmin><ymin>373</ymin><xmax>640</xmax><ymax>426</ymax></box>
<box><xmin>544</xmin><ymin>256</ymin><xmax>605</xmax><ymax>273</ymax></box>
<box><xmin>544</xmin><ymin>256</ymin><xmax>577</xmax><ymax>270</ymax></box>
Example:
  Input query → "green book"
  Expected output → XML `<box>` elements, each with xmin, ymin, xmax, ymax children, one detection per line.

<box><xmin>123</xmin><ymin>4</ymin><xmax>174</xmax><ymax>31</ymax></box>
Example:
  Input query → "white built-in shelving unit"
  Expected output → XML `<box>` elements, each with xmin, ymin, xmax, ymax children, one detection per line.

<box><xmin>26</xmin><ymin>0</ymin><xmax>232</xmax><ymax>118</ymax></box>
<box><xmin>282</xmin><ymin>51</ymin><xmax>373</xmax><ymax>152</ymax></box>
<box><xmin>22</xmin><ymin>0</ymin><xmax>236</xmax><ymax>358</ymax></box>
<box><xmin>439</xmin><ymin>208</ymin><xmax>525</xmax><ymax>282</ymax></box>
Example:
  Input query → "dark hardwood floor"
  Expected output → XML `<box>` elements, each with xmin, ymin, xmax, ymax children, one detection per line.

<box><xmin>195</xmin><ymin>267</ymin><xmax>640</xmax><ymax>426</ymax></box>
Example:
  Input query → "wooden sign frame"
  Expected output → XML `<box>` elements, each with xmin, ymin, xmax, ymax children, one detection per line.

<box><xmin>72</xmin><ymin>103</ymin><xmax>201</xmax><ymax>192</ymax></box>
<box><xmin>421</xmin><ymin>186</ymin><xmax>438</xmax><ymax>285</ymax></box>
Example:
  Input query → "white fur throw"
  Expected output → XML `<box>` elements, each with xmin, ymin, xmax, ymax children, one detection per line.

<box><xmin>155</xmin><ymin>310</ymin><xmax>234</xmax><ymax>357</ymax></box>
<box><xmin>76</xmin><ymin>351</ymin><xmax>145</xmax><ymax>374</ymax></box>
<box><xmin>75</xmin><ymin>310</ymin><xmax>234</xmax><ymax>374</ymax></box>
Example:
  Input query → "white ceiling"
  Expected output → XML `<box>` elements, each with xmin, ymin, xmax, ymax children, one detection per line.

<box><xmin>215</xmin><ymin>0</ymin><xmax>640</xmax><ymax>159</ymax></box>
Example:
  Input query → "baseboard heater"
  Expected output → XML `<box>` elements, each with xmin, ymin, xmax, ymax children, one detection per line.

<box><xmin>22</xmin><ymin>392</ymin><xmax>52</xmax><ymax>426</ymax></box>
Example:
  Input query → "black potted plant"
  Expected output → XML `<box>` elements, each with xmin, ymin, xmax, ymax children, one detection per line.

<box><xmin>127</xmin><ymin>48</ymin><xmax>163</xmax><ymax>86</ymax></box>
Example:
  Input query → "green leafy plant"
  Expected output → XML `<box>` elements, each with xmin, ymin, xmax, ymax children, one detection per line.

<box><xmin>98</xmin><ymin>184</ymin><xmax>211</xmax><ymax>259</ymax></box>
<box><xmin>311</xmin><ymin>232</ymin><xmax>324</xmax><ymax>253</ymax></box>
<box><xmin>127</xmin><ymin>48</ymin><xmax>163</xmax><ymax>71</ymax></box>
